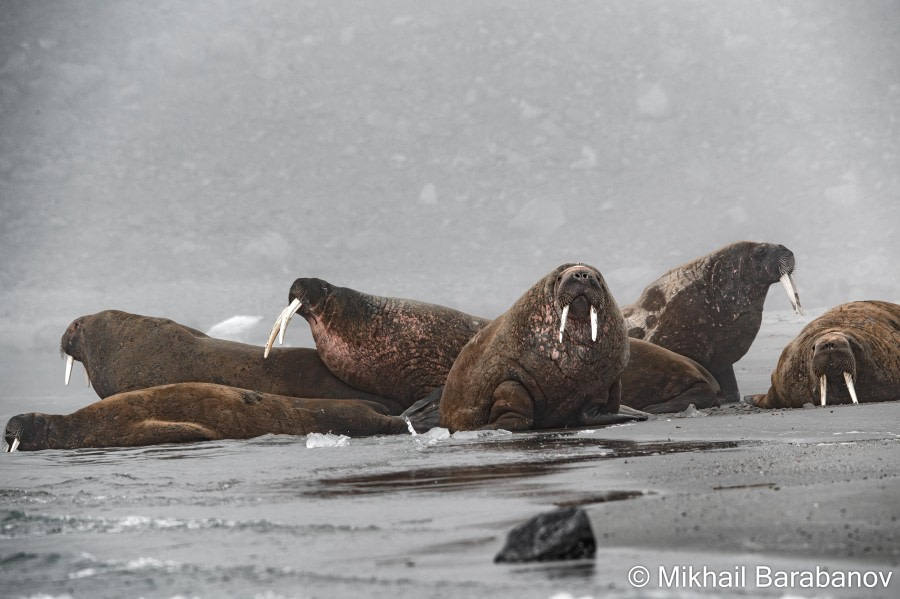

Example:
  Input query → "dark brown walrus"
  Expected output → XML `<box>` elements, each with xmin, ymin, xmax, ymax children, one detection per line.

<box><xmin>622</xmin><ymin>241</ymin><xmax>802</xmax><ymax>403</ymax></box>
<box><xmin>60</xmin><ymin>310</ymin><xmax>404</xmax><ymax>414</ymax></box>
<box><xmin>622</xmin><ymin>339</ymin><xmax>722</xmax><ymax>413</ymax></box>
<box><xmin>264</xmin><ymin>278</ymin><xmax>491</xmax><ymax>409</ymax></box>
<box><xmin>3</xmin><ymin>383</ymin><xmax>409</xmax><ymax>451</ymax></box>
<box><xmin>745</xmin><ymin>301</ymin><xmax>900</xmax><ymax>408</ymax></box>
<box><xmin>439</xmin><ymin>263</ymin><xmax>642</xmax><ymax>432</ymax></box>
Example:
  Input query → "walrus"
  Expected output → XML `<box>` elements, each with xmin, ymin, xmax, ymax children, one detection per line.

<box><xmin>745</xmin><ymin>301</ymin><xmax>900</xmax><ymax>408</ymax></box>
<box><xmin>622</xmin><ymin>241</ymin><xmax>802</xmax><ymax>403</ymax></box>
<box><xmin>60</xmin><ymin>310</ymin><xmax>404</xmax><ymax>414</ymax></box>
<box><xmin>438</xmin><ymin>263</ymin><xmax>640</xmax><ymax>432</ymax></box>
<box><xmin>264</xmin><ymin>278</ymin><xmax>491</xmax><ymax>409</ymax></box>
<box><xmin>3</xmin><ymin>383</ymin><xmax>410</xmax><ymax>451</ymax></box>
<box><xmin>621</xmin><ymin>339</ymin><xmax>722</xmax><ymax>413</ymax></box>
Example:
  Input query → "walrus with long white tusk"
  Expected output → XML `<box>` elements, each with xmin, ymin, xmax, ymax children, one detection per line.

<box><xmin>264</xmin><ymin>278</ymin><xmax>491</xmax><ymax>409</ymax></box>
<box><xmin>438</xmin><ymin>263</ymin><xmax>643</xmax><ymax>432</ymax></box>
<box><xmin>745</xmin><ymin>301</ymin><xmax>900</xmax><ymax>408</ymax></box>
<box><xmin>622</xmin><ymin>241</ymin><xmax>803</xmax><ymax>403</ymax></box>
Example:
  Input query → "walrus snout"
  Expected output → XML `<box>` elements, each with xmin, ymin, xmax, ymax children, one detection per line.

<box><xmin>812</xmin><ymin>334</ymin><xmax>859</xmax><ymax>406</ymax></box>
<box><xmin>555</xmin><ymin>265</ymin><xmax>607</xmax><ymax>343</ymax></box>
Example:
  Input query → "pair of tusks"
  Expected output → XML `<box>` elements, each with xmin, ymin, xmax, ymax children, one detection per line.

<box><xmin>63</xmin><ymin>354</ymin><xmax>90</xmax><ymax>387</ymax></box>
<box><xmin>779</xmin><ymin>272</ymin><xmax>803</xmax><ymax>315</ymax></box>
<box><xmin>558</xmin><ymin>304</ymin><xmax>599</xmax><ymax>343</ymax></box>
<box><xmin>6</xmin><ymin>438</ymin><xmax>19</xmax><ymax>452</ymax></box>
<box><xmin>819</xmin><ymin>373</ymin><xmax>860</xmax><ymax>406</ymax></box>
<box><xmin>264</xmin><ymin>298</ymin><xmax>302</xmax><ymax>358</ymax></box>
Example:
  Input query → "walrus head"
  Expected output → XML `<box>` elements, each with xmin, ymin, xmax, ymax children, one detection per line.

<box><xmin>264</xmin><ymin>278</ymin><xmax>333</xmax><ymax>358</ymax></box>
<box><xmin>751</xmin><ymin>242</ymin><xmax>802</xmax><ymax>315</ymax></box>
<box><xmin>553</xmin><ymin>264</ymin><xmax>608</xmax><ymax>344</ymax></box>
<box><xmin>710</xmin><ymin>242</ymin><xmax>802</xmax><ymax>315</ymax></box>
<box><xmin>4</xmin><ymin>414</ymin><xmax>49</xmax><ymax>452</ymax></box>
<box><xmin>811</xmin><ymin>332</ymin><xmax>860</xmax><ymax>406</ymax></box>
<box><xmin>59</xmin><ymin>316</ymin><xmax>91</xmax><ymax>387</ymax></box>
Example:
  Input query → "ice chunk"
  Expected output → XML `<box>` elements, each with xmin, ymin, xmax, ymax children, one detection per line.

<box><xmin>414</xmin><ymin>427</ymin><xmax>450</xmax><ymax>447</ymax></box>
<box><xmin>682</xmin><ymin>404</ymin><xmax>706</xmax><ymax>418</ymax></box>
<box><xmin>306</xmin><ymin>433</ymin><xmax>350</xmax><ymax>448</ymax></box>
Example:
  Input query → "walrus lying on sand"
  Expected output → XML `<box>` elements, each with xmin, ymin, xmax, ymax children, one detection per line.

<box><xmin>265</xmin><ymin>278</ymin><xmax>491</xmax><ymax>409</ymax></box>
<box><xmin>622</xmin><ymin>339</ymin><xmax>722</xmax><ymax>413</ymax></box>
<box><xmin>4</xmin><ymin>383</ymin><xmax>410</xmax><ymax>451</ymax></box>
<box><xmin>60</xmin><ymin>310</ymin><xmax>404</xmax><ymax>413</ymax></box>
<box><xmin>622</xmin><ymin>241</ymin><xmax>802</xmax><ymax>403</ymax></box>
<box><xmin>745</xmin><ymin>301</ymin><xmax>900</xmax><ymax>408</ymax></box>
<box><xmin>439</xmin><ymin>263</ymin><xmax>644</xmax><ymax>431</ymax></box>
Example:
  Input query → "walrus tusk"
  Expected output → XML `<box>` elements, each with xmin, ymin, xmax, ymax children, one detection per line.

<box><xmin>65</xmin><ymin>354</ymin><xmax>74</xmax><ymax>386</ymax></box>
<box><xmin>819</xmin><ymin>374</ymin><xmax>827</xmax><ymax>406</ymax></box>
<box><xmin>779</xmin><ymin>272</ymin><xmax>803</xmax><ymax>315</ymax></box>
<box><xmin>264</xmin><ymin>299</ymin><xmax>302</xmax><ymax>358</ymax></box>
<box><xmin>404</xmin><ymin>417</ymin><xmax>418</xmax><ymax>437</ymax></box>
<box><xmin>84</xmin><ymin>367</ymin><xmax>91</xmax><ymax>387</ymax></box>
<box><xmin>843</xmin><ymin>372</ymin><xmax>859</xmax><ymax>404</ymax></box>
<box><xmin>279</xmin><ymin>298</ymin><xmax>302</xmax><ymax>345</ymax></box>
<box><xmin>8</xmin><ymin>438</ymin><xmax>19</xmax><ymax>453</ymax></box>
<box><xmin>558</xmin><ymin>304</ymin><xmax>570</xmax><ymax>343</ymax></box>
<box><xmin>590</xmin><ymin>306</ymin><xmax>598</xmax><ymax>342</ymax></box>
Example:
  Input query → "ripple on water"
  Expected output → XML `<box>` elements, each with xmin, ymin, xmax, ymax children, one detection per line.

<box><xmin>1</xmin><ymin>510</ymin><xmax>381</xmax><ymax>539</ymax></box>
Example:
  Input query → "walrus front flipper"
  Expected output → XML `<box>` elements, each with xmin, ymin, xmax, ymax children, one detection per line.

<box><xmin>126</xmin><ymin>420</ymin><xmax>219</xmax><ymax>446</ymax></box>
<box><xmin>401</xmin><ymin>387</ymin><xmax>443</xmax><ymax>433</ymax></box>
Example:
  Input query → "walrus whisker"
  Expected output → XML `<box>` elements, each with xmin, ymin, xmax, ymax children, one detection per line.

<box><xmin>779</xmin><ymin>272</ymin><xmax>803</xmax><ymax>315</ymax></box>
<box><xmin>819</xmin><ymin>375</ymin><xmax>827</xmax><ymax>406</ymax></box>
<box><xmin>65</xmin><ymin>354</ymin><xmax>74</xmax><ymax>386</ymax></box>
<box><xmin>558</xmin><ymin>304</ymin><xmax>570</xmax><ymax>343</ymax></box>
<box><xmin>843</xmin><ymin>372</ymin><xmax>859</xmax><ymax>404</ymax></box>
<box><xmin>590</xmin><ymin>306</ymin><xmax>598</xmax><ymax>342</ymax></box>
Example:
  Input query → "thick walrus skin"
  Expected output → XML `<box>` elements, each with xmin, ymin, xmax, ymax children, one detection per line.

<box><xmin>4</xmin><ymin>383</ymin><xmax>409</xmax><ymax>451</ymax></box>
<box><xmin>267</xmin><ymin>278</ymin><xmax>491</xmax><ymax>409</ymax></box>
<box><xmin>439</xmin><ymin>263</ymin><xmax>641</xmax><ymax>432</ymax></box>
<box><xmin>746</xmin><ymin>301</ymin><xmax>900</xmax><ymax>408</ymax></box>
<box><xmin>60</xmin><ymin>310</ymin><xmax>405</xmax><ymax>414</ymax></box>
<box><xmin>622</xmin><ymin>241</ymin><xmax>802</xmax><ymax>402</ymax></box>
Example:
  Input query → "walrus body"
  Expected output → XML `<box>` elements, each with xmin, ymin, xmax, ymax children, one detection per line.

<box><xmin>439</xmin><ymin>263</ymin><xmax>635</xmax><ymax>432</ymax></box>
<box><xmin>265</xmin><ymin>279</ymin><xmax>491</xmax><ymax>409</ymax></box>
<box><xmin>4</xmin><ymin>383</ymin><xmax>408</xmax><ymax>451</ymax></box>
<box><xmin>60</xmin><ymin>310</ymin><xmax>403</xmax><ymax>413</ymax></box>
<box><xmin>621</xmin><ymin>339</ymin><xmax>722</xmax><ymax>413</ymax></box>
<box><xmin>622</xmin><ymin>241</ymin><xmax>802</xmax><ymax>402</ymax></box>
<box><xmin>746</xmin><ymin>301</ymin><xmax>900</xmax><ymax>408</ymax></box>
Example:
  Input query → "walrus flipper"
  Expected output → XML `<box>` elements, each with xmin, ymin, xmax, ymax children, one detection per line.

<box><xmin>483</xmin><ymin>381</ymin><xmax>535</xmax><ymax>431</ymax></box>
<box><xmin>617</xmin><ymin>405</ymin><xmax>652</xmax><ymax>420</ymax></box>
<box><xmin>126</xmin><ymin>420</ymin><xmax>219</xmax><ymax>446</ymax></box>
<box><xmin>401</xmin><ymin>387</ymin><xmax>443</xmax><ymax>433</ymax></box>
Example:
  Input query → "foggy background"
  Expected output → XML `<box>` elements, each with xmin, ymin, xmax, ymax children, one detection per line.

<box><xmin>1</xmin><ymin>1</ymin><xmax>898</xmax><ymax>402</ymax></box>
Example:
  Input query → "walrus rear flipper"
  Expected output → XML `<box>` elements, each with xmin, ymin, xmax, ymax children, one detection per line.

<box><xmin>126</xmin><ymin>420</ymin><xmax>220</xmax><ymax>446</ymax></box>
<box><xmin>400</xmin><ymin>387</ymin><xmax>443</xmax><ymax>434</ymax></box>
<box><xmin>617</xmin><ymin>405</ymin><xmax>652</xmax><ymax>420</ymax></box>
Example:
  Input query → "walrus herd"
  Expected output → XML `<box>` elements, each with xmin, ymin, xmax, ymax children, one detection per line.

<box><xmin>5</xmin><ymin>240</ymin><xmax>899</xmax><ymax>451</ymax></box>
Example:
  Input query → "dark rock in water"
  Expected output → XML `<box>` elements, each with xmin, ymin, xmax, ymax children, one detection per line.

<box><xmin>494</xmin><ymin>507</ymin><xmax>596</xmax><ymax>563</ymax></box>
